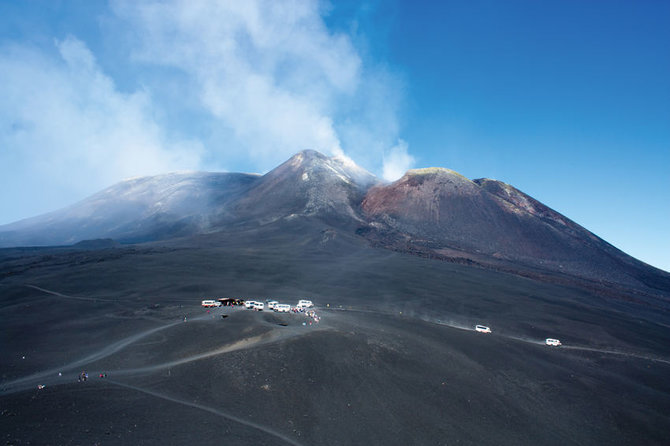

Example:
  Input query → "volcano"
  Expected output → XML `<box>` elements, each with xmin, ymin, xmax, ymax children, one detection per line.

<box><xmin>1</xmin><ymin>151</ymin><xmax>669</xmax><ymax>445</ymax></box>
<box><xmin>2</xmin><ymin>150</ymin><xmax>666</xmax><ymax>298</ymax></box>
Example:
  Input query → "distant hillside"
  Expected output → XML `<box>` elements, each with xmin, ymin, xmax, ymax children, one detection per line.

<box><xmin>0</xmin><ymin>171</ymin><xmax>259</xmax><ymax>246</ymax></box>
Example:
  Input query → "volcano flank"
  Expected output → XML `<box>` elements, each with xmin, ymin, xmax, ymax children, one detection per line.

<box><xmin>1</xmin><ymin>150</ymin><xmax>669</xmax><ymax>445</ymax></box>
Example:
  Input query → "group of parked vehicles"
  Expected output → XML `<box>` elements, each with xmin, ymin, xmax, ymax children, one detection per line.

<box><xmin>244</xmin><ymin>299</ymin><xmax>314</xmax><ymax>312</ymax></box>
<box><xmin>475</xmin><ymin>324</ymin><xmax>562</xmax><ymax>346</ymax></box>
<box><xmin>201</xmin><ymin>298</ymin><xmax>314</xmax><ymax>312</ymax></box>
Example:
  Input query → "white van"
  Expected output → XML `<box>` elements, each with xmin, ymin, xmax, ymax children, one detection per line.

<box><xmin>475</xmin><ymin>325</ymin><xmax>491</xmax><ymax>333</ymax></box>
<box><xmin>201</xmin><ymin>300</ymin><xmax>221</xmax><ymax>307</ymax></box>
<box><xmin>297</xmin><ymin>299</ymin><xmax>314</xmax><ymax>308</ymax></box>
<box><xmin>267</xmin><ymin>300</ymin><xmax>279</xmax><ymax>310</ymax></box>
<box><xmin>253</xmin><ymin>302</ymin><xmax>264</xmax><ymax>311</ymax></box>
<box><xmin>244</xmin><ymin>300</ymin><xmax>257</xmax><ymax>309</ymax></box>
<box><xmin>274</xmin><ymin>304</ymin><xmax>291</xmax><ymax>313</ymax></box>
<box><xmin>545</xmin><ymin>338</ymin><xmax>562</xmax><ymax>346</ymax></box>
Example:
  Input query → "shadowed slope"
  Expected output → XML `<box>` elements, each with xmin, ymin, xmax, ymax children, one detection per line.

<box><xmin>1</xmin><ymin>229</ymin><xmax>669</xmax><ymax>445</ymax></box>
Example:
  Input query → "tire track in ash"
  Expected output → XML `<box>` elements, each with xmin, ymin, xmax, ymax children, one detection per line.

<box><xmin>560</xmin><ymin>345</ymin><xmax>670</xmax><ymax>365</ymax></box>
<box><xmin>106</xmin><ymin>379</ymin><xmax>304</xmax><ymax>446</ymax></box>
<box><xmin>326</xmin><ymin>307</ymin><xmax>476</xmax><ymax>332</ymax></box>
<box><xmin>434</xmin><ymin>319</ymin><xmax>670</xmax><ymax>365</ymax></box>
<box><xmin>0</xmin><ymin>285</ymin><xmax>111</xmax><ymax>311</ymax></box>
<box><xmin>110</xmin><ymin>326</ymin><xmax>323</xmax><ymax>378</ymax></box>
<box><xmin>27</xmin><ymin>285</ymin><xmax>197</xmax><ymax>324</ymax></box>
<box><xmin>25</xmin><ymin>285</ymin><xmax>198</xmax><ymax>305</ymax></box>
<box><xmin>27</xmin><ymin>284</ymin><xmax>212</xmax><ymax>305</ymax></box>
<box><xmin>329</xmin><ymin>306</ymin><xmax>670</xmax><ymax>365</ymax></box>
<box><xmin>485</xmin><ymin>333</ymin><xmax>670</xmax><ymax>365</ymax></box>
<box><xmin>26</xmin><ymin>285</ymin><xmax>116</xmax><ymax>303</ymax></box>
<box><xmin>437</xmin><ymin>322</ymin><xmax>670</xmax><ymax>365</ymax></box>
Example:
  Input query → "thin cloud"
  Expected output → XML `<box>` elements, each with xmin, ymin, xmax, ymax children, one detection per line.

<box><xmin>0</xmin><ymin>36</ymin><xmax>202</xmax><ymax>223</ymax></box>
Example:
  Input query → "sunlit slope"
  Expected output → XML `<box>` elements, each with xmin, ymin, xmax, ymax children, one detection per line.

<box><xmin>361</xmin><ymin>168</ymin><xmax>670</xmax><ymax>294</ymax></box>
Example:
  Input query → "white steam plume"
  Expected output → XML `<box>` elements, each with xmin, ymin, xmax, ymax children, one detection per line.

<box><xmin>111</xmin><ymin>0</ymin><xmax>412</xmax><ymax>173</ymax></box>
<box><xmin>0</xmin><ymin>36</ymin><xmax>202</xmax><ymax>223</ymax></box>
<box><xmin>383</xmin><ymin>140</ymin><xmax>415</xmax><ymax>181</ymax></box>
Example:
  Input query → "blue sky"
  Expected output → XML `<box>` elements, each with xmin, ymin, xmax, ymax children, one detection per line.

<box><xmin>1</xmin><ymin>0</ymin><xmax>668</xmax><ymax>271</ymax></box>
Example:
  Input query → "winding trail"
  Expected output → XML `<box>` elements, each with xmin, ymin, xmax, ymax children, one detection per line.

<box><xmin>106</xmin><ymin>379</ymin><xmax>304</xmax><ymax>446</ymax></box>
<box><xmin>0</xmin><ymin>306</ymin><xmax>225</xmax><ymax>395</ymax></box>
<box><xmin>4</xmin><ymin>295</ymin><xmax>669</xmax><ymax>397</ymax></box>
<box><xmin>0</xmin><ymin>306</ymin><xmax>320</xmax><ymax>395</ymax></box>
<box><xmin>0</xmin><ymin>319</ymin><xmax>183</xmax><ymax>394</ymax></box>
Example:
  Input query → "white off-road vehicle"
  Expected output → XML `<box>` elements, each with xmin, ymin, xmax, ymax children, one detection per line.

<box><xmin>545</xmin><ymin>338</ymin><xmax>562</xmax><ymax>346</ymax></box>
<box><xmin>297</xmin><ymin>299</ymin><xmax>314</xmax><ymax>308</ymax></box>
<box><xmin>201</xmin><ymin>300</ymin><xmax>221</xmax><ymax>307</ymax></box>
<box><xmin>274</xmin><ymin>304</ymin><xmax>291</xmax><ymax>313</ymax></box>
<box><xmin>475</xmin><ymin>325</ymin><xmax>491</xmax><ymax>333</ymax></box>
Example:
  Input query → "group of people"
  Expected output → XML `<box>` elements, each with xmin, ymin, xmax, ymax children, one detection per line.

<box><xmin>77</xmin><ymin>371</ymin><xmax>106</xmax><ymax>382</ymax></box>
<box><xmin>306</xmin><ymin>310</ymin><xmax>320</xmax><ymax>324</ymax></box>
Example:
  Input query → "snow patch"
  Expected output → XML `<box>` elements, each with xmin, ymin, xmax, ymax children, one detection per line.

<box><xmin>324</xmin><ymin>163</ymin><xmax>351</xmax><ymax>185</ymax></box>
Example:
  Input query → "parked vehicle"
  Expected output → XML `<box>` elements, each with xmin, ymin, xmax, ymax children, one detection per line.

<box><xmin>201</xmin><ymin>300</ymin><xmax>221</xmax><ymax>307</ymax></box>
<box><xmin>253</xmin><ymin>302</ymin><xmax>264</xmax><ymax>311</ymax></box>
<box><xmin>244</xmin><ymin>301</ymin><xmax>257</xmax><ymax>309</ymax></box>
<box><xmin>274</xmin><ymin>304</ymin><xmax>291</xmax><ymax>313</ymax></box>
<box><xmin>297</xmin><ymin>299</ymin><xmax>314</xmax><ymax>308</ymax></box>
<box><xmin>545</xmin><ymin>338</ymin><xmax>562</xmax><ymax>346</ymax></box>
<box><xmin>475</xmin><ymin>325</ymin><xmax>491</xmax><ymax>333</ymax></box>
<box><xmin>267</xmin><ymin>300</ymin><xmax>279</xmax><ymax>310</ymax></box>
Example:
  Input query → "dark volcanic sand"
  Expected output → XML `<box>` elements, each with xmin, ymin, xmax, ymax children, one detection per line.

<box><xmin>1</xmin><ymin>224</ymin><xmax>669</xmax><ymax>445</ymax></box>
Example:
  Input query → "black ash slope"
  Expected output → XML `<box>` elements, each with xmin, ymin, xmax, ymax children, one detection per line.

<box><xmin>1</xmin><ymin>220</ymin><xmax>669</xmax><ymax>445</ymax></box>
